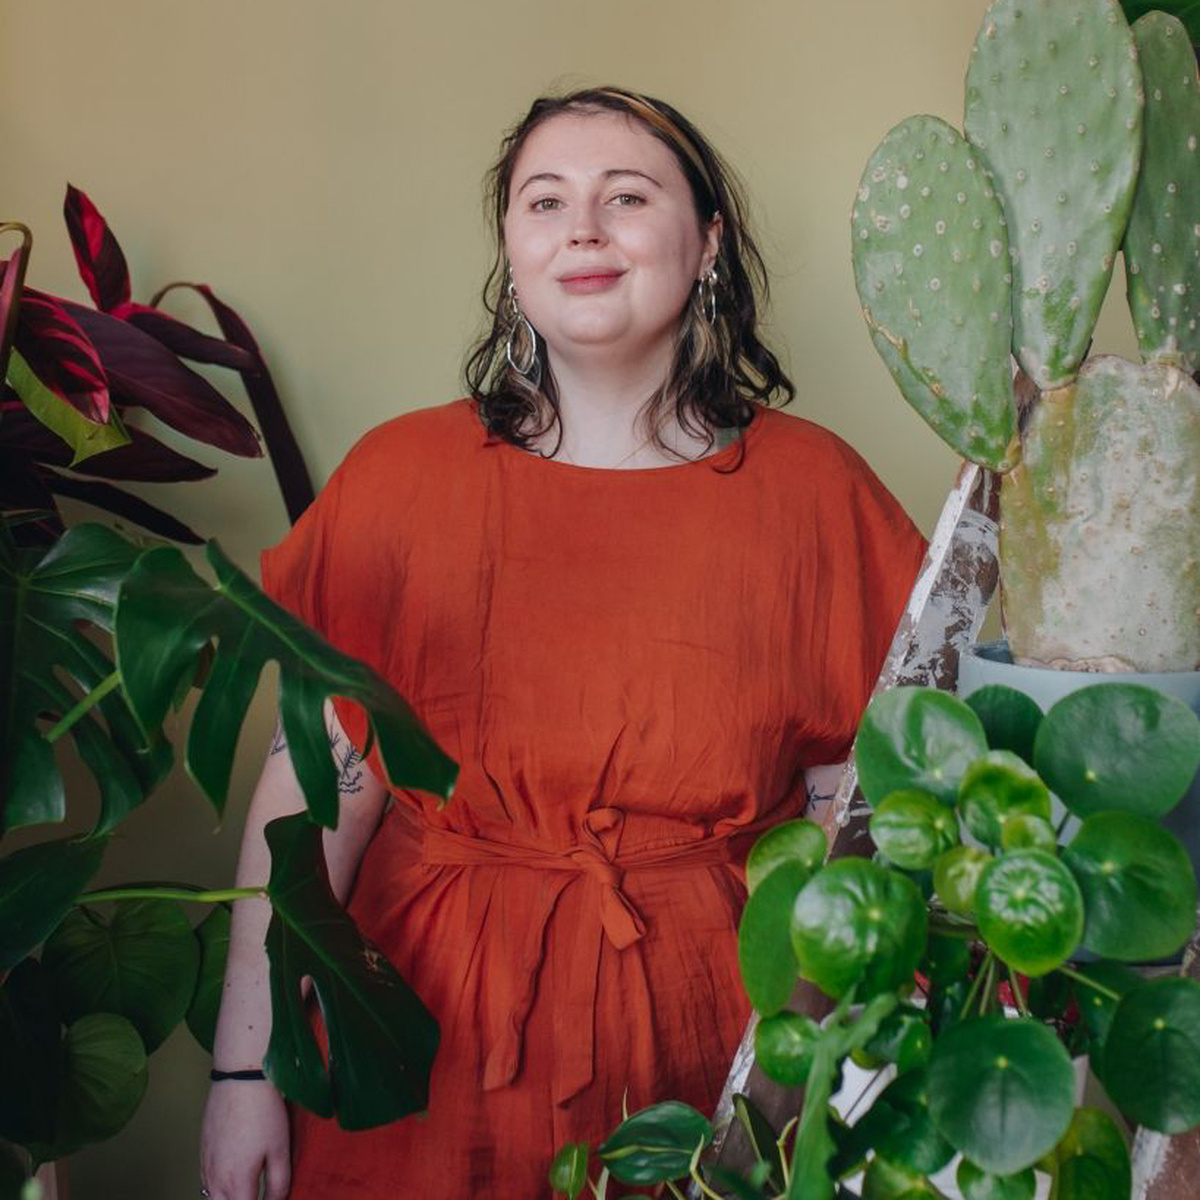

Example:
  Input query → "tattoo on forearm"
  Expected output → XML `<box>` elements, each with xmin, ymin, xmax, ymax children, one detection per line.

<box><xmin>269</xmin><ymin>717</ymin><xmax>365</xmax><ymax>794</ymax></box>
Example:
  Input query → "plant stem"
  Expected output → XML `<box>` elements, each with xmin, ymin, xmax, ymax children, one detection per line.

<box><xmin>687</xmin><ymin>1165</ymin><xmax>724</xmax><ymax>1200</ymax></box>
<box><xmin>979</xmin><ymin>954</ymin><xmax>998</xmax><ymax>1015</ymax></box>
<box><xmin>1056</xmin><ymin>964</ymin><xmax>1121</xmax><ymax>1002</ymax></box>
<box><xmin>45</xmin><ymin>670</ymin><xmax>123</xmax><ymax>743</ymax></box>
<box><xmin>665</xmin><ymin>1182</ymin><xmax>687</xmax><ymax>1200</ymax></box>
<box><xmin>587</xmin><ymin>1168</ymin><xmax>610</xmax><ymax>1199</ymax></box>
<box><xmin>962</xmin><ymin>951</ymin><xmax>993</xmax><ymax>1016</ymax></box>
<box><xmin>1007</xmin><ymin>965</ymin><xmax>1030</xmax><ymax>1017</ymax></box>
<box><xmin>927</xmin><ymin>914</ymin><xmax>980</xmax><ymax>940</ymax></box>
<box><xmin>79</xmin><ymin>885</ymin><xmax>266</xmax><ymax>905</ymax></box>
<box><xmin>777</xmin><ymin>1116</ymin><xmax>798</xmax><ymax>1189</ymax></box>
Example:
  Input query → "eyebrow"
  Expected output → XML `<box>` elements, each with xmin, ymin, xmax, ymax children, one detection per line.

<box><xmin>515</xmin><ymin>168</ymin><xmax>664</xmax><ymax>197</ymax></box>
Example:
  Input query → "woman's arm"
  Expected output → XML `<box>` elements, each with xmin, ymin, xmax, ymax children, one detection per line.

<box><xmin>199</xmin><ymin>701</ymin><xmax>387</xmax><ymax>1200</ymax></box>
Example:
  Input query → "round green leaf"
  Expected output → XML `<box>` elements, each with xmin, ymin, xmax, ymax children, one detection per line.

<box><xmin>933</xmin><ymin>845</ymin><xmax>992</xmax><ymax>916</ymax></box>
<box><xmin>928</xmin><ymin>1015</ymin><xmax>1076</xmax><ymax>1175</ymax></box>
<box><xmin>53</xmin><ymin>1012</ymin><xmax>148</xmax><ymax>1155</ymax></box>
<box><xmin>548</xmin><ymin>1141</ymin><xmax>589</xmax><ymax>1198</ymax></box>
<box><xmin>1000</xmin><ymin>814</ymin><xmax>1056</xmax><ymax>853</ymax></box>
<box><xmin>869</xmin><ymin>790</ymin><xmax>959</xmax><ymax>870</ymax></box>
<box><xmin>746</xmin><ymin>820</ymin><xmax>826</xmax><ymax>895</ymax></box>
<box><xmin>958</xmin><ymin>752</ymin><xmax>1051</xmax><ymax>849</ymax></box>
<box><xmin>754</xmin><ymin>1010</ymin><xmax>820</xmax><ymax>1087</ymax></box>
<box><xmin>42</xmin><ymin>899</ymin><xmax>200</xmax><ymax>1052</ymax></box>
<box><xmin>860</xmin><ymin>1069</ymin><xmax>955</xmax><ymax>1175</ymax></box>
<box><xmin>956</xmin><ymin>1159</ymin><xmax>1035</xmax><ymax>1200</ymax></box>
<box><xmin>976</xmin><ymin>850</ymin><xmax>1084</xmax><ymax>977</ymax></box>
<box><xmin>965</xmin><ymin>685</ymin><xmax>1044</xmax><ymax>766</ymax></box>
<box><xmin>857</xmin><ymin>687</ymin><xmax>989</xmax><ymax>806</ymax></box>
<box><xmin>737</xmin><ymin>861</ymin><xmax>808</xmax><ymax>1015</ymax></box>
<box><xmin>1063</xmin><ymin>812</ymin><xmax>1197</xmax><ymax>961</ymax></box>
<box><xmin>1100</xmin><ymin>977</ymin><xmax>1200</xmax><ymax>1132</ymax></box>
<box><xmin>921</xmin><ymin>934</ymin><xmax>971</xmax><ymax>988</ymax></box>
<box><xmin>791</xmin><ymin>858</ymin><xmax>927</xmax><ymax>1001</ymax></box>
<box><xmin>598</xmin><ymin>1101</ymin><xmax>712</xmax><ymax>1185</ymax></box>
<box><xmin>856</xmin><ymin>1004</ymin><xmax>932</xmax><ymax>1074</ymax></box>
<box><xmin>861</xmin><ymin>1155</ymin><xmax>940</xmax><ymax>1199</ymax></box>
<box><xmin>1072</xmin><ymin>961</ymin><xmax>1141</xmax><ymax>1050</ymax></box>
<box><xmin>186</xmin><ymin>904</ymin><xmax>231</xmax><ymax>1053</ymax></box>
<box><xmin>1052</xmin><ymin>1107</ymin><xmax>1130</xmax><ymax>1200</ymax></box>
<box><xmin>1034</xmin><ymin>685</ymin><xmax>1200</xmax><ymax>819</ymax></box>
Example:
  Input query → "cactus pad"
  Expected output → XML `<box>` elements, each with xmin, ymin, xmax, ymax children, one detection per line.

<box><xmin>1000</xmin><ymin>355</ymin><xmax>1200</xmax><ymax>672</ymax></box>
<box><xmin>965</xmin><ymin>0</ymin><xmax>1143</xmax><ymax>389</ymax></box>
<box><xmin>851</xmin><ymin>115</ymin><xmax>1018</xmax><ymax>471</ymax></box>
<box><xmin>1123</xmin><ymin>12</ymin><xmax>1200</xmax><ymax>373</ymax></box>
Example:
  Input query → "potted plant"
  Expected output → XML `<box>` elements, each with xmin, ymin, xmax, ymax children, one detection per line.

<box><xmin>0</xmin><ymin>192</ymin><xmax>458</xmax><ymax>1193</ymax></box>
<box><xmin>548</xmin><ymin>681</ymin><xmax>1200</xmax><ymax>1200</ymax></box>
<box><xmin>845</xmin><ymin>0</ymin><xmax>1199</xmax><ymax>853</ymax></box>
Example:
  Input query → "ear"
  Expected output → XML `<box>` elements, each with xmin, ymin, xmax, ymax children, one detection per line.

<box><xmin>699</xmin><ymin>212</ymin><xmax>724</xmax><ymax>277</ymax></box>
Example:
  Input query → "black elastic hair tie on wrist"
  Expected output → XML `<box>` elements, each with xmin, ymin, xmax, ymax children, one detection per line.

<box><xmin>210</xmin><ymin>1067</ymin><xmax>267</xmax><ymax>1082</ymax></box>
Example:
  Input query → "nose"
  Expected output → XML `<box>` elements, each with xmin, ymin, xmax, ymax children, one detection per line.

<box><xmin>568</xmin><ymin>203</ymin><xmax>606</xmax><ymax>248</ymax></box>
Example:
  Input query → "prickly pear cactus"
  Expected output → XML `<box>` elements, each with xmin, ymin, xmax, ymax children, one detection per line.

<box><xmin>1000</xmin><ymin>356</ymin><xmax>1200</xmax><ymax>672</ymax></box>
<box><xmin>851</xmin><ymin>116</ymin><xmax>1018</xmax><ymax>471</ymax></box>
<box><xmin>1123</xmin><ymin>11</ymin><xmax>1200</xmax><ymax>373</ymax></box>
<box><xmin>964</xmin><ymin>0</ymin><xmax>1144</xmax><ymax>389</ymax></box>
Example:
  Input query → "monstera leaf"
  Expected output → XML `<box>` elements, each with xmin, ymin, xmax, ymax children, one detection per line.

<box><xmin>262</xmin><ymin>814</ymin><xmax>439</xmax><ymax>1129</ymax></box>
<box><xmin>0</xmin><ymin>521</ymin><xmax>172</xmax><ymax>834</ymax></box>
<box><xmin>115</xmin><ymin>539</ymin><xmax>457</xmax><ymax>826</ymax></box>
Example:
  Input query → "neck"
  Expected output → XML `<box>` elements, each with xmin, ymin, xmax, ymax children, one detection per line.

<box><xmin>536</xmin><ymin>343</ymin><xmax>711</xmax><ymax>468</ymax></box>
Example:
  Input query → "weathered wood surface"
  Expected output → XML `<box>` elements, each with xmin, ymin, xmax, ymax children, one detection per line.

<box><xmin>702</xmin><ymin>461</ymin><xmax>1002</xmax><ymax>1178</ymax></box>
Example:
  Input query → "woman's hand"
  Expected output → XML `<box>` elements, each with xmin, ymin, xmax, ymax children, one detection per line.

<box><xmin>200</xmin><ymin>1079</ymin><xmax>290</xmax><ymax>1200</ymax></box>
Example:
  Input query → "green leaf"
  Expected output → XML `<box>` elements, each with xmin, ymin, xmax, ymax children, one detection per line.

<box><xmin>869</xmin><ymin>791</ymin><xmax>959</xmax><ymax>870</ymax></box>
<box><xmin>0</xmin><ymin>836</ymin><xmax>107</xmax><ymax>970</ymax></box>
<box><xmin>1071</xmin><ymin>960</ymin><xmax>1140</xmax><ymax>1050</ymax></box>
<box><xmin>860</xmin><ymin>1156</ymin><xmax>942</xmax><ymax>1199</ymax></box>
<box><xmin>755</xmin><ymin>1010</ymin><xmax>821</xmax><ymax>1086</ymax></box>
<box><xmin>791</xmin><ymin>858</ymin><xmax>927</xmax><ymax>1001</ymax></box>
<box><xmin>738</xmin><ymin>861</ymin><xmax>808</xmax><ymax>1014</ymax></box>
<box><xmin>999</xmin><ymin>814</ymin><xmax>1056</xmax><ymax>853</ymax></box>
<box><xmin>186</xmin><ymin>904</ymin><xmax>231</xmax><ymax>1053</ymax></box>
<box><xmin>1034</xmin><ymin>685</ymin><xmax>1200</xmax><ymax>819</ymax></box>
<box><xmin>6</xmin><ymin>348</ymin><xmax>130</xmax><ymax>466</ymax></box>
<box><xmin>1051</xmin><ymin>1107</ymin><xmax>1130</xmax><ymax>1200</ymax></box>
<box><xmin>0</xmin><ymin>524</ymin><xmax>171</xmax><ymax>835</ymax></box>
<box><xmin>733</xmin><ymin>1093</ymin><xmax>786</xmax><ymax>1194</ymax></box>
<box><xmin>598</xmin><ymin>1101</ymin><xmax>712</xmax><ymax>1185</ymax></box>
<box><xmin>1100</xmin><ymin>977</ymin><xmax>1200</xmax><ymax>1132</ymax></box>
<box><xmin>45</xmin><ymin>1012</ymin><xmax>147</xmax><ymax>1158</ymax></box>
<box><xmin>262</xmin><ymin>813</ymin><xmax>439</xmax><ymax>1128</ymax></box>
<box><xmin>784</xmin><ymin>1038</ymin><xmax>838</xmax><ymax>1200</ymax></box>
<box><xmin>115</xmin><ymin>541</ymin><xmax>456</xmax><ymax>825</ymax></box>
<box><xmin>928</xmin><ymin>978</ymin><xmax>970</xmax><ymax>1035</ymax></box>
<box><xmin>1119</xmin><ymin>2</ymin><xmax>1200</xmax><ymax>48</ymax></box>
<box><xmin>1063</xmin><ymin>812</ymin><xmax>1197</xmax><ymax>961</ymax></box>
<box><xmin>958</xmin><ymin>752</ymin><xmax>1051</xmax><ymax>850</ymax></box>
<box><xmin>746</xmin><ymin>820</ymin><xmax>827</xmax><ymax>895</ymax></box>
<box><xmin>920</xmin><ymin>934</ymin><xmax>971</xmax><ymax>988</ymax></box>
<box><xmin>965</xmin><ymin>685</ymin><xmax>1044</xmax><ymax>767</ymax></box>
<box><xmin>955</xmin><ymin>1159</ymin><xmax>1034</xmax><ymax>1200</ymax></box>
<box><xmin>548</xmin><ymin>1141</ymin><xmax>589</xmax><ymax>1198</ymax></box>
<box><xmin>858</xmin><ymin>1004</ymin><xmax>932</xmax><ymax>1074</ymax></box>
<box><xmin>856</xmin><ymin>688</ymin><xmax>989</xmax><ymax>806</ymax></box>
<box><xmin>0</xmin><ymin>960</ymin><xmax>60</xmax><ymax>1148</ymax></box>
<box><xmin>840</xmin><ymin>1070</ymin><xmax>955</xmax><ymax>1176</ymax></box>
<box><xmin>927</xmin><ymin>1015</ymin><xmax>1075</xmax><ymax>1175</ymax></box>
<box><xmin>975</xmin><ymin>850</ymin><xmax>1084</xmax><ymax>977</ymax></box>
<box><xmin>41</xmin><ymin>899</ymin><xmax>200</xmax><ymax>1052</ymax></box>
<box><xmin>933</xmin><ymin>845</ymin><xmax>991</xmax><ymax>917</ymax></box>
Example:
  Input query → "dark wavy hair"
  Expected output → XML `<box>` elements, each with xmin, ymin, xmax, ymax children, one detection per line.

<box><xmin>463</xmin><ymin>86</ymin><xmax>795</xmax><ymax>459</ymax></box>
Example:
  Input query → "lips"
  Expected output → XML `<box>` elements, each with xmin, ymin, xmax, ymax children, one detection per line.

<box><xmin>558</xmin><ymin>270</ymin><xmax>625</xmax><ymax>294</ymax></box>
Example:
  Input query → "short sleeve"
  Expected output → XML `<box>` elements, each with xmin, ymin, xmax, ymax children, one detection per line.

<box><xmin>802</xmin><ymin>441</ymin><xmax>926</xmax><ymax>765</ymax></box>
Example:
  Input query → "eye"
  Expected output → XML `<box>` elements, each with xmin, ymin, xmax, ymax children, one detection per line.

<box><xmin>611</xmin><ymin>193</ymin><xmax>646</xmax><ymax>206</ymax></box>
<box><xmin>530</xmin><ymin>197</ymin><xmax>562</xmax><ymax>212</ymax></box>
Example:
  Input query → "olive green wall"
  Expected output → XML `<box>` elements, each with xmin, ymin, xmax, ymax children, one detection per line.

<box><xmin>1</xmin><ymin>1</ymin><xmax>1137</xmax><ymax>1195</ymax></box>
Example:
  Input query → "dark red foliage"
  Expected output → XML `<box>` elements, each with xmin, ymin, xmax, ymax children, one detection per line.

<box><xmin>63</xmin><ymin>183</ymin><xmax>131</xmax><ymax>312</ymax></box>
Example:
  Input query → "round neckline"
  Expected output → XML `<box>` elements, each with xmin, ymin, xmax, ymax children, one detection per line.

<box><xmin>475</xmin><ymin>401</ymin><xmax>765</xmax><ymax>477</ymax></box>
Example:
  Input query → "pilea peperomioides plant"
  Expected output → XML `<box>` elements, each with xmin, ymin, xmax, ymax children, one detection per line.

<box><xmin>850</xmin><ymin>0</ymin><xmax>1199</xmax><ymax>673</ymax></box>
<box><xmin>549</xmin><ymin>682</ymin><xmax>1200</xmax><ymax>1200</ymax></box>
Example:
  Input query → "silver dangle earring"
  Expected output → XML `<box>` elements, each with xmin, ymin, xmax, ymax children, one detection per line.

<box><xmin>698</xmin><ymin>267</ymin><xmax>719</xmax><ymax>326</ymax></box>
<box><xmin>504</xmin><ymin>269</ymin><xmax>540</xmax><ymax>381</ymax></box>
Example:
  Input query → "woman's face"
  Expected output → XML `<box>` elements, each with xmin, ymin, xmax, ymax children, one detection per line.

<box><xmin>503</xmin><ymin>110</ymin><xmax>721</xmax><ymax>369</ymax></box>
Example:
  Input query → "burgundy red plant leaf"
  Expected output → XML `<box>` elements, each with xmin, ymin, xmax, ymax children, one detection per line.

<box><xmin>63</xmin><ymin>184</ymin><xmax>132</xmax><ymax>313</ymax></box>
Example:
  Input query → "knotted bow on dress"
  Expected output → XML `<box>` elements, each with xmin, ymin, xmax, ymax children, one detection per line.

<box><xmin>421</xmin><ymin>807</ymin><xmax>740</xmax><ymax>1106</ymax></box>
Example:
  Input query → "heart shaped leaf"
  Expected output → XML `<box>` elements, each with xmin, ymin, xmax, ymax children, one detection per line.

<box><xmin>262</xmin><ymin>813</ymin><xmax>439</xmax><ymax>1129</ymax></box>
<box><xmin>598</xmin><ymin>1101</ymin><xmax>712</xmax><ymax>1185</ymax></box>
<box><xmin>928</xmin><ymin>1015</ymin><xmax>1075</xmax><ymax>1175</ymax></box>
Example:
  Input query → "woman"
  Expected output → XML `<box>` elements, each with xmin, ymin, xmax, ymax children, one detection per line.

<box><xmin>200</xmin><ymin>87</ymin><xmax>925</xmax><ymax>1200</ymax></box>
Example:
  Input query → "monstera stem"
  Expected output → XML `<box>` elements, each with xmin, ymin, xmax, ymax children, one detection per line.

<box><xmin>79</xmin><ymin>885</ymin><xmax>265</xmax><ymax>904</ymax></box>
<box><xmin>44</xmin><ymin>669</ymin><xmax>122</xmax><ymax>743</ymax></box>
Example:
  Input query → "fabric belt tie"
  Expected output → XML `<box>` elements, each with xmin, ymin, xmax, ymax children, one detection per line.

<box><xmin>419</xmin><ymin>807</ymin><xmax>737</xmax><ymax>1106</ymax></box>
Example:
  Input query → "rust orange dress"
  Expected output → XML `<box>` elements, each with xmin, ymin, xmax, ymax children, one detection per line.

<box><xmin>259</xmin><ymin>397</ymin><xmax>925</xmax><ymax>1198</ymax></box>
